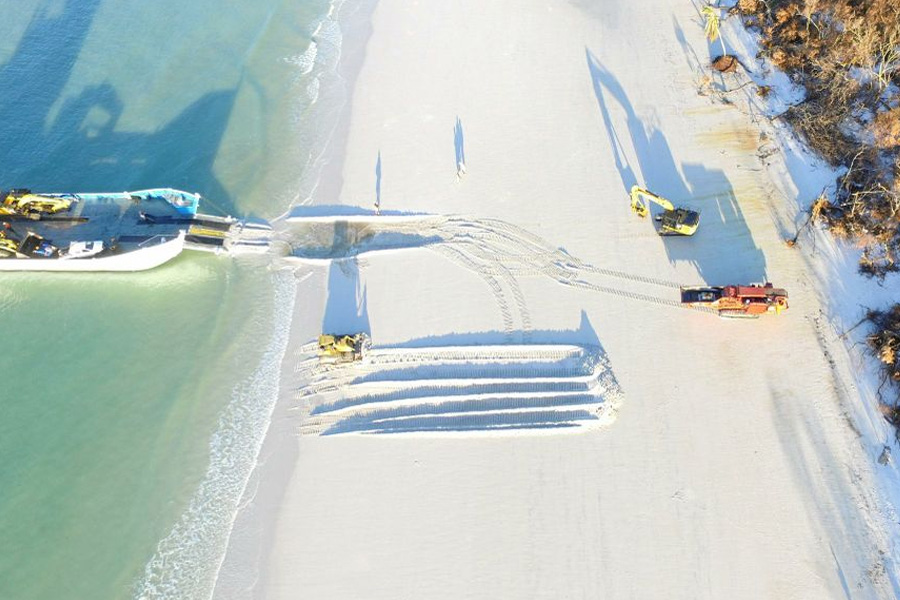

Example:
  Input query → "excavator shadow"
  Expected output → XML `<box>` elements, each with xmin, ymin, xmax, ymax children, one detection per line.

<box><xmin>586</xmin><ymin>48</ymin><xmax>767</xmax><ymax>284</ymax></box>
<box><xmin>664</xmin><ymin>164</ymin><xmax>768</xmax><ymax>283</ymax></box>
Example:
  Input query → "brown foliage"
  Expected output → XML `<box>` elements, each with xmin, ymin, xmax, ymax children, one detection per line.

<box><xmin>740</xmin><ymin>0</ymin><xmax>900</xmax><ymax>276</ymax></box>
<box><xmin>872</xmin><ymin>108</ymin><xmax>900</xmax><ymax>151</ymax></box>
<box><xmin>866</xmin><ymin>307</ymin><xmax>900</xmax><ymax>436</ymax></box>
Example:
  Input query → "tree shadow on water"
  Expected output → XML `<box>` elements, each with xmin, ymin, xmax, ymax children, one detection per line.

<box><xmin>0</xmin><ymin>0</ymin><xmax>239</xmax><ymax>216</ymax></box>
<box><xmin>585</xmin><ymin>48</ymin><xmax>767</xmax><ymax>283</ymax></box>
<box><xmin>0</xmin><ymin>0</ymin><xmax>102</xmax><ymax>152</ymax></box>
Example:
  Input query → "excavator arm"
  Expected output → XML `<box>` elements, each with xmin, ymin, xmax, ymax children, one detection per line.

<box><xmin>2</xmin><ymin>192</ymin><xmax>73</xmax><ymax>216</ymax></box>
<box><xmin>630</xmin><ymin>185</ymin><xmax>675</xmax><ymax>217</ymax></box>
<box><xmin>14</xmin><ymin>194</ymin><xmax>73</xmax><ymax>215</ymax></box>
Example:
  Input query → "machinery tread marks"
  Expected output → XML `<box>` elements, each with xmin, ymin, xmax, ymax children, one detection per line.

<box><xmin>448</xmin><ymin>240</ymin><xmax>533</xmax><ymax>339</ymax></box>
<box><xmin>444</xmin><ymin>215</ymin><xmax>688</xmax><ymax>288</ymax></box>
<box><xmin>431</xmin><ymin>244</ymin><xmax>516</xmax><ymax>338</ymax></box>
<box><xmin>431</xmin><ymin>216</ymin><xmax>703</xmax><ymax>312</ymax></box>
<box><xmin>579</xmin><ymin>265</ymin><xmax>687</xmax><ymax>289</ymax></box>
<box><xmin>292</xmin><ymin>214</ymin><xmax>709</xmax><ymax>316</ymax></box>
<box><xmin>431</xmin><ymin>239</ymin><xmax>533</xmax><ymax>341</ymax></box>
<box><xmin>323</xmin><ymin>214</ymin><xmax>707</xmax><ymax>319</ymax></box>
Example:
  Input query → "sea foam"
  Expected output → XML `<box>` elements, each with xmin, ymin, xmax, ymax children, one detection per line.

<box><xmin>133</xmin><ymin>271</ymin><xmax>296</xmax><ymax>600</ymax></box>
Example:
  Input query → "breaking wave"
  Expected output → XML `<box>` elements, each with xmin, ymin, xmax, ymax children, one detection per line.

<box><xmin>306</xmin><ymin>77</ymin><xmax>321</xmax><ymax>105</ymax></box>
<box><xmin>282</xmin><ymin>0</ymin><xmax>352</xmax><ymax>208</ymax></box>
<box><xmin>133</xmin><ymin>271</ymin><xmax>297</xmax><ymax>600</ymax></box>
<box><xmin>135</xmin><ymin>1</ymin><xmax>356</xmax><ymax>593</ymax></box>
<box><xmin>285</xmin><ymin>40</ymin><xmax>318</xmax><ymax>76</ymax></box>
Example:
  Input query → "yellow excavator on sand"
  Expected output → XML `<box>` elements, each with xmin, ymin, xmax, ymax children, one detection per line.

<box><xmin>1</xmin><ymin>190</ymin><xmax>73</xmax><ymax>218</ymax></box>
<box><xmin>630</xmin><ymin>185</ymin><xmax>700</xmax><ymax>236</ymax></box>
<box><xmin>318</xmin><ymin>333</ymin><xmax>370</xmax><ymax>363</ymax></box>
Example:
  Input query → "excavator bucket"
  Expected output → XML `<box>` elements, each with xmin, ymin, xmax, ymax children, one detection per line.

<box><xmin>630</xmin><ymin>197</ymin><xmax>650</xmax><ymax>219</ymax></box>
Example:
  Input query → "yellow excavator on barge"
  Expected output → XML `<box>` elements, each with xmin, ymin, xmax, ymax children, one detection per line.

<box><xmin>1</xmin><ymin>190</ymin><xmax>73</xmax><ymax>218</ymax></box>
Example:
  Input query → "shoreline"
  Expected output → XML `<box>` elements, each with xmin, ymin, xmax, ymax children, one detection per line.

<box><xmin>211</xmin><ymin>268</ymin><xmax>325</xmax><ymax>599</ymax></box>
<box><xmin>307</xmin><ymin>0</ymin><xmax>378</xmax><ymax>207</ymax></box>
<box><xmin>221</xmin><ymin>0</ymin><xmax>900</xmax><ymax>597</ymax></box>
<box><xmin>212</xmin><ymin>1</ymin><xmax>378</xmax><ymax>595</ymax></box>
<box><xmin>289</xmin><ymin>0</ymin><xmax>378</xmax><ymax>212</ymax></box>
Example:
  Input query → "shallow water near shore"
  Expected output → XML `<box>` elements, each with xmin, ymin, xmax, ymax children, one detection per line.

<box><xmin>0</xmin><ymin>0</ymin><xmax>337</xmax><ymax>597</ymax></box>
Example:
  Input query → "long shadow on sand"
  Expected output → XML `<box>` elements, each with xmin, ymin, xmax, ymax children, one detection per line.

<box><xmin>379</xmin><ymin>308</ymin><xmax>602</xmax><ymax>349</ymax></box>
<box><xmin>454</xmin><ymin>116</ymin><xmax>466</xmax><ymax>173</ymax></box>
<box><xmin>322</xmin><ymin>247</ymin><xmax>371</xmax><ymax>337</ymax></box>
<box><xmin>585</xmin><ymin>49</ymin><xmax>767</xmax><ymax>284</ymax></box>
<box><xmin>375</xmin><ymin>151</ymin><xmax>382</xmax><ymax>211</ymax></box>
<box><xmin>0</xmin><ymin>0</ymin><xmax>239</xmax><ymax>215</ymax></box>
<box><xmin>768</xmin><ymin>378</ymin><xmax>900</xmax><ymax>597</ymax></box>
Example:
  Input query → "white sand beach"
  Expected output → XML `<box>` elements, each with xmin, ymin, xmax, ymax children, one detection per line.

<box><xmin>215</xmin><ymin>0</ymin><xmax>900</xmax><ymax>598</ymax></box>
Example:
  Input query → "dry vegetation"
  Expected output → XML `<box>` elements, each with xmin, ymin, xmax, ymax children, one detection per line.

<box><xmin>866</xmin><ymin>306</ymin><xmax>900</xmax><ymax>437</ymax></box>
<box><xmin>737</xmin><ymin>0</ymin><xmax>900</xmax><ymax>276</ymax></box>
<box><xmin>735</xmin><ymin>1</ymin><xmax>900</xmax><ymax>426</ymax></box>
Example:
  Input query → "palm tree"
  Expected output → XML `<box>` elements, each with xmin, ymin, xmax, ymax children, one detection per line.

<box><xmin>701</xmin><ymin>5</ymin><xmax>728</xmax><ymax>59</ymax></box>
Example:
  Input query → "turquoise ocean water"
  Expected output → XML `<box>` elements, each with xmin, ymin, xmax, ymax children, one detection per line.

<box><xmin>0</xmin><ymin>0</ymin><xmax>342</xmax><ymax>597</ymax></box>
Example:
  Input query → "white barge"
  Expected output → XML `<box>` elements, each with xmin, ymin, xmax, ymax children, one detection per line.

<box><xmin>0</xmin><ymin>188</ymin><xmax>270</xmax><ymax>272</ymax></box>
